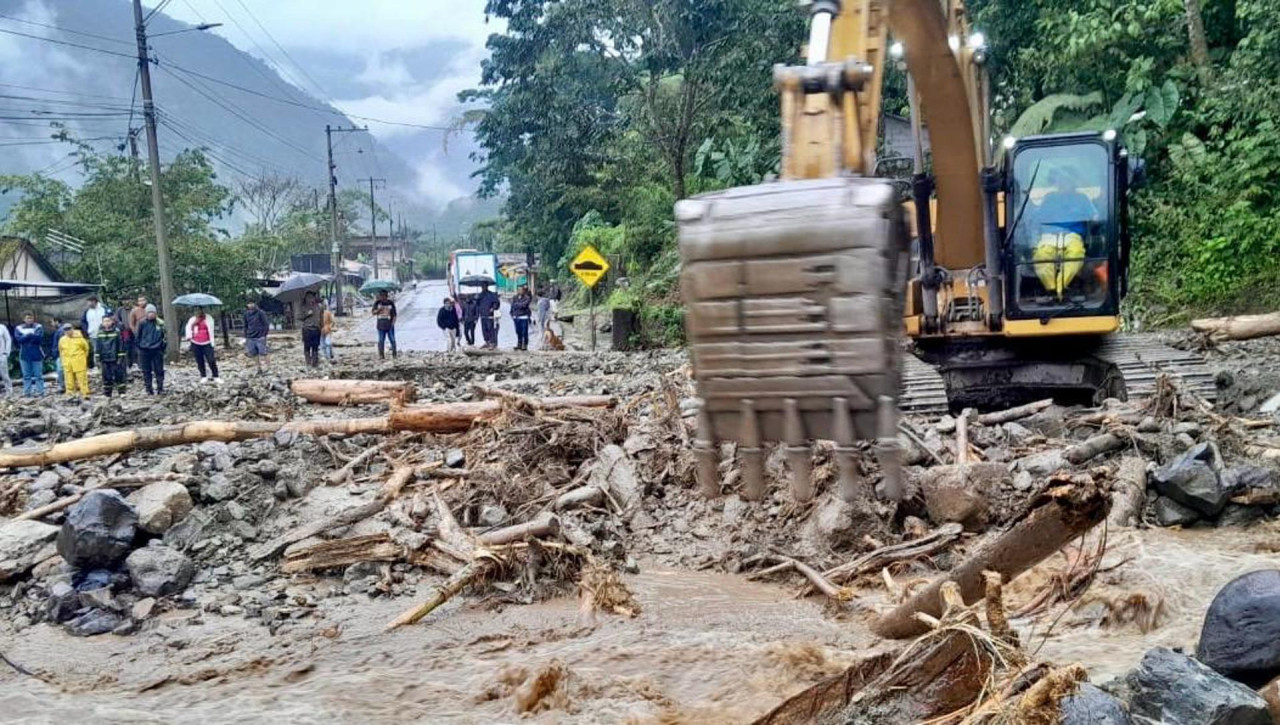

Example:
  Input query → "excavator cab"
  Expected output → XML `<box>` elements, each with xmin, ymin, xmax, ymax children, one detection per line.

<box><xmin>1002</xmin><ymin>132</ymin><xmax>1129</xmax><ymax>325</ymax></box>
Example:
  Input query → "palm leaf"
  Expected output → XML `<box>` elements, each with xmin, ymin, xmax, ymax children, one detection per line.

<box><xmin>1008</xmin><ymin>92</ymin><xmax>1105</xmax><ymax>138</ymax></box>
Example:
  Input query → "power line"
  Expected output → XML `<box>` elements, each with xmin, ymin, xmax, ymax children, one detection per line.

<box><xmin>0</xmin><ymin>82</ymin><xmax>133</xmax><ymax>103</ymax></box>
<box><xmin>0</xmin><ymin>27</ymin><xmax>138</xmax><ymax>60</ymax></box>
<box><xmin>232</xmin><ymin>0</ymin><xmax>333</xmax><ymax>102</ymax></box>
<box><xmin>208</xmin><ymin>0</ymin><xmax>315</xmax><ymax>100</ymax></box>
<box><xmin>158</xmin><ymin>108</ymin><xmax>306</xmax><ymax>176</ymax></box>
<box><xmin>144</xmin><ymin>0</ymin><xmax>176</xmax><ymax>23</ymax></box>
<box><xmin>0</xmin><ymin>13</ymin><xmax>135</xmax><ymax>46</ymax></box>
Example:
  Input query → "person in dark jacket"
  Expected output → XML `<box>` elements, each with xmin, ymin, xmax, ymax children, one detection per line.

<box><xmin>14</xmin><ymin>313</ymin><xmax>46</xmax><ymax>397</ymax></box>
<box><xmin>461</xmin><ymin>295</ymin><xmax>479</xmax><ymax>346</ymax></box>
<box><xmin>299</xmin><ymin>291</ymin><xmax>322</xmax><ymax>367</ymax></box>
<box><xmin>436</xmin><ymin>297</ymin><xmax>460</xmax><ymax>352</ymax></box>
<box><xmin>371</xmin><ymin>290</ymin><xmax>397</xmax><ymax>360</ymax></box>
<box><xmin>243</xmin><ymin>299</ymin><xmax>270</xmax><ymax>372</ymax></box>
<box><xmin>136</xmin><ymin>304</ymin><xmax>167</xmax><ymax>395</ymax></box>
<box><xmin>510</xmin><ymin>285</ymin><xmax>533</xmax><ymax>351</ymax></box>
<box><xmin>477</xmin><ymin>284</ymin><xmax>501</xmax><ymax>350</ymax></box>
<box><xmin>94</xmin><ymin>316</ymin><xmax>127</xmax><ymax>397</ymax></box>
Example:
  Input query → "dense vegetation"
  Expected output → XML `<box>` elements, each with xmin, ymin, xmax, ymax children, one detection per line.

<box><xmin>464</xmin><ymin>0</ymin><xmax>1280</xmax><ymax>337</ymax></box>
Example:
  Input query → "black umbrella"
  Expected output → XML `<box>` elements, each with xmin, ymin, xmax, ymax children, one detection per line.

<box><xmin>459</xmin><ymin>274</ymin><xmax>496</xmax><ymax>287</ymax></box>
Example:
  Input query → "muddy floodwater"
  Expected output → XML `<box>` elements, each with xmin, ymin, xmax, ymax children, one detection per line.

<box><xmin>3</xmin><ymin>521</ymin><xmax>1278</xmax><ymax>723</ymax></box>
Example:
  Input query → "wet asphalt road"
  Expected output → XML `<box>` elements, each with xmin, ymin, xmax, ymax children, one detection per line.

<box><xmin>354</xmin><ymin>279</ymin><xmax>525</xmax><ymax>352</ymax></box>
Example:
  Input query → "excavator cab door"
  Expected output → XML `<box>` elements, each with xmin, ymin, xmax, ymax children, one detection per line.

<box><xmin>1002</xmin><ymin>132</ymin><xmax>1125</xmax><ymax>323</ymax></box>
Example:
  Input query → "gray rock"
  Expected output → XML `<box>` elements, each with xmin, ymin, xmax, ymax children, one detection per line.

<box><xmin>111</xmin><ymin>619</ymin><xmax>139</xmax><ymax>636</ymax></box>
<box><xmin>66</xmin><ymin>608</ymin><xmax>123</xmax><ymax>637</ymax></box>
<box><xmin>227</xmin><ymin>521</ymin><xmax>258</xmax><ymax>541</ymax></box>
<box><xmin>1222</xmin><ymin>466</ymin><xmax>1276</xmax><ymax>494</ymax></box>
<box><xmin>210</xmin><ymin>454</ymin><xmax>234</xmax><ymax>472</ymax></box>
<box><xmin>800</xmin><ymin>494</ymin><xmax>881</xmax><ymax>550</ymax></box>
<box><xmin>478</xmin><ymin>505</ymin><xmax>507</xmax><ymax>527</ymax></box>
<box><xmin>1125</xmin><ymin>647</ymin><xmax>1270</xmax><ymax>724</ymax></box>
<box><xmin>284</xmin><ymin>476</ymin><xmax>309</xmax><ymax>499</ymax></box>
<box><xmin>592</xmin><ymin>445</ymin><xmax>642</xmax><ymax>511</ymax></box>
<box><xmin>1173</xmin><ymin>421</ymin><xmax>1203</xmax><ymax>438</ymax></box>
<box><xmin>445</xmin><ymin>448</ymin><xmax>466</xmax><ymax>468</ymax></box>
<box><xmin>1218</xmin><ymin>504</ymin><xmax>1266</xmax><ymax>528</ymax></box>
<box><xmin>0</xmin><ymin>519</ymin><xmax>59</xmax><ymax>582</ymax></box>
<box><xmin>1060</xmin><ymin>682</ymin><xmax>1131</xmax><ymax>724</ymax></box>
<box><xmin>722</xmin><ymin>495</ymin><xmax>748</xmax><ymax>526</ymax></box>
<box><xmin>1197</xmin><ymin>570</ymin><xmax>1280</xmax><ymax>684</ymax></box>
<box><xmin>32</xmin><ymin>470</ymin><xmax>61</xmax><ymax>492</ymax></box>
<box><xmin>1001</xmin><ymin>422</ymin><xmax>1036</xmax><ymax>446</ymax></box>
<box><xmin>57</xmin><ymin>490</ymin><xmax>138</xmax><ymax>570</ymax></box>
<box><xmin>256</xmin><ymin>459</ymin><xmax>280</xmax><ymax>479</ymax></box>
<box><xmin>1013</xmin><ymin>470</ymin><xmax>1035</xmax><ymax>491</ymax></box>
<box><xmin>197</xmin><ymin>441</ymin><xmax>230</xmax><ymax>458</ymax></box>
<box><xmin>46</xmin><ymin>581</ymin><xmax>82</xmax><ymax>623</ymax></box>
<box><xmin>131</xmin><ymin>597</ymin><xmax>156</xmax><ymax>620</ymax></box>
<box><xmin>24</xmin><ymin>489</ymin><xmax>56</xmax><ymax>511</ymax></box>
<box><xmin>921</xmin><ymin>463</ymin><xmax>1007</xmax><ymax>531</ymax></box>
<box><xmin>1258</xmin><ymin>392</ymin><xmax>1280</xmax><ymax>416</ymax></box>
<box><xmin>78</xmin><ymin>586</ymin><xmax>123</xmax><ymax>613</ymax></box>
<box><xmin>273</xmin><ymin>481</ymin><xmax>289</xmax><ymax>500</ymax></box>
<box><xmin>125</xmin><ymin>545</ymin><xmax>195</xmax><ymax>597</ymax></box>
<box><xmin>273</xmin><ymin>429</ymin><xmax>297</xmax><ymax>448</ymax></box>
<box><xmin>1153</xmin><ymin>496</ymin><xmax>1202</xmax><ymax>527</ymax></box>
<box><xmin>1018</xmin><ymin>449</ymin><xmax>1068</xmax><ymax>477</ymax></box>
<box><xmin>162</xmin><ymin>508</ymin><xmax>211</xmax><ymax>551</ymax></box>
<box><xmin>202</xmin><ymin>474</ymin><xmax>237</xmax><ymax>503</ymax></box>
<box><xmin>126</xmin><ymin>481</ymin><xmax>194</xmax><ymax>535</ymax></box>
<box><xmin>1137</xmin><ymin>416</ymin><xmax>1162</xmax><ymax>433</ymax></box>
<box><xmin>1152</xmin><ymin>445</ymin><xmax>1230</xmax><ymax>516</ymax></box>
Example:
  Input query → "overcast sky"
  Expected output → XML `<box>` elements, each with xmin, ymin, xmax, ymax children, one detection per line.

<box><xmin>161</xmin><ymin>0</ymin><xmax>498</xmax><ymax>204</ymax></box>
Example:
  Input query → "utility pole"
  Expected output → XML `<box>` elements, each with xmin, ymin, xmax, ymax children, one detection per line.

<box><xmin>324</xmin><ymin>125</ymin><xmax>368</xmax><ymax>315</ymax></box>
<box><xmin>133</xmin><ymin>0</ymin><xmax>179</xmax><ymax>360</ymax></box>
<box><xmin>359</xmin><ymin>177</ymin><xmax>386</xmax><ymax>279</ymax></box>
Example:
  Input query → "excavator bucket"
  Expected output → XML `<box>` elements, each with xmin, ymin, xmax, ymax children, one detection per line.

<box><xmin>677</xmin><ymin>177</ymin><xmax>910</xmax><ymax>504</ymax></box>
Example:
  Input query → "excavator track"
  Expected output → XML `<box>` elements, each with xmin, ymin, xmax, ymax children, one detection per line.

<box><xmin>1094</xmin><ymin>336</ymin><xmax>1218</xmax><ymax>404</ymax></box>
<box><xmin>897</xmin><ymin>335</ymin><xmax>1218</xmax><ymax>415</ymax></box>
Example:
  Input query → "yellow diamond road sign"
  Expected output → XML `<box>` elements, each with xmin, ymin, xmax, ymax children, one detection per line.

<box><xmin>570</xmin><ymin>245</ymin><xmax>609</xmax><ymax>288</ymax></box>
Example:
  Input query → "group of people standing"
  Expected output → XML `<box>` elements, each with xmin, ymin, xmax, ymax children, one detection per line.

<box><xmin>0</xmin><ymin>296</ymin><xmax>169</xmax><ymax>399</ymax></box>
<box><xmin>434</xmin><ymin>282</ymin><xmax>560</xmax><ymax>352</ymax></box>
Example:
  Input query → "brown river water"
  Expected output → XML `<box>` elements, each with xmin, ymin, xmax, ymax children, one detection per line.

<box><xmin>2</xmin><ymin>523</ymin><xmax>1277</xmax><ymax>724</ymax></box>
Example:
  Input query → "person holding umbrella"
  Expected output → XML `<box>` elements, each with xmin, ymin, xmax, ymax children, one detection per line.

<box><xmin>183</xmin><ymin>307</ymin><xmax>220</xmax><ymax>382</ymax></box>
<box><xmin>299</xmin><ymin>290</ymin><xmax>323</xmax><ymax>367</ymax></box>
<box><xmin>461</xmin><ymin>294</ymin><xmax>479</xmax><ymax>347</ymax></box>
<box><xmin>371</xmin><ymin>290</ymin><xmax>398</xmax><ymax>360</ymax></box>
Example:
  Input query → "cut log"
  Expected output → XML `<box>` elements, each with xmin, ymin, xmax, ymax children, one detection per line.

<box><xmin>477</xmin><ymin>513</ymin><xmax>560</xmax><ymax>546</ymax></box>
<box><xmin>1107</xmin><ymin>456</ymin><xmax>1148</xmax><ymax>528</ymax></box>
<box><xmin>1064</xmin><ymin>432</ymin><xmax>1126</xmax><ymax>465</ymax></box>
<box><xmin>251</xmin><ymin>465</ymin><xmax>416</xmax><ymax>561</ymax></box>
<box><xmin>554</xmin><ymin>485</ymin><xmax>604</xmax><ymax>511</ymax></box>
<box><xmin>291</xmin><ymin>379</ymin><xmax>417</xmax><ymax>406</ymax></box>
<box><xmin>0</xmin><ymin>396</ymin><xmax>613</xmax><ymax>470</ymax></box>
<box><xmin>976</xmin><ymin>399</ymin><xmax>1053</xmax><ymax>426</ymax></box>
<box><xmin>281</xmin><ymin>533</ymin><xmax>402</xmax><ymax>574</ymax></box>
<box><xmin>1191</xmin><ymin>312</ymin><xmax>1280</xmax><ymax>342</ymax></box>
<box><xmin>873</xmin><ymin>476</ymin><xmax>1110</xmax><ymax>639</ymax></box>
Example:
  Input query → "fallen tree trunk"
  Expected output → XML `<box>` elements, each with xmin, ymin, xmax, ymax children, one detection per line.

<box><xmin>291</xmin><ymin>379</ymin><xmax>417</xmax><ymax>405</ymax></box>
<box><xmin>1107</xmin><ymin>456</ymin><xmax>1148</xmax><ymax>528</ymax></box>
<box><xmin>1191</xmin><ymin>312</ymin><xmax>1280</xmax><ymax>342</ymax></box>
<box><xmin>1</xmin><ymin>396</ymin><xmax>614</xmax><ymax>470</ymax></box>
<box><xmin>872</xmin><ymin>476</ymin><xmax>1110</xmax><ymax>639</ymax></box>
<box><xmin>477</xmin><ymin>513</ymin><xmax>560</xmax><ymax>546</ymax></box>
<box><xmin>472</xmin><ymin>384</ymin><xmax>615</xmax><ymax>413</ymax></box>
<box><xmin>976</xmin><ymin>399</ymin><xmax>1053</xmax><ymax>426</ymax></box>
<box><xmin>252</xmin><ymin>465</ymin><xmax>416</xmax><ymax>561</ymax></box>
<box><xmin>1063</xmin><ymin>432</ymin><xmax>1126</xmax><ymax>465</ymax></box>
<box><xmin>554</xmin><ymin>485</ymin><xmax>604</xmax><ymax>511</ymax></box>
<box><xmin>281</xmin><ymin>533</ymin><xmax>402</xmax><ymax>574</ymax></box>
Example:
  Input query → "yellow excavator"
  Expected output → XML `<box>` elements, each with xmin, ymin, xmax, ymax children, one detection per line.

<box><xmin>676</xmin><ymin>0</ymin><xmax>1213</xmax><ymax>502</ymax></box>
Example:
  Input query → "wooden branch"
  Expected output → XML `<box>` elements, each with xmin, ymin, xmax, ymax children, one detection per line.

<box><xmin>1191</xmin><ymin>312</ymin><xmax>1280</xmax><ymax>342</ymax></box>
<box><xmin>251</xmin><ymin>465</ymin><xmax>415</xmax><ymax>561</ymax></box>
<box><xmin>385</xmin><ymin>554</ymin><xmax>498</xmax><ymax>630</ymax></box>
<box><xmin>789</xmin><ymin>558</ymin><xmax>846</xmax><ymax>601</ymax></box>
<box><xmin>326</xmin><ymin>437</ymin><xmax>402</xmax><ymax>486</ymax></box>
<box><xmin>976</xmin><ymin>399</ymin><xmax>1053</xmax><ymax>426</ymax></box>
<box><xmin>291</xmin><ymin>379</ymin><xmax>417</xmax><ymax>406</ymax></box>
<box><xmin>554</xmin><ymin>485</ymin><xmax>604</xmax><ymax>511</ymax></box>
<box><xmin>281</xmin><ymin>533</ymin><xmax>402</xmax><ymax>574</ymax></box>
<box><xmin>1064</xmin><ymin>432</ymin><xmax>1125</xmax><ymax>465</ymax></box>
<box><xmin>872</xmin><ymin>479</ymin><xmax>1110</xmax><ymax>639</ymax></box>
<box><xmin>1107</xmin><ymin>456</ymin><xmax>1148</xmax><ymax>528</ymax></box>
<box><xmin>955</xmin><ymin>414</ymin><xmax>970</xmax><ymax>465</ymax></box>
<box><xmin>821</xmin><ymin>523</ymin><xmax>964</xmax><ymax>585</ymax></box>
<box><xmin>477</xmin><ymin>513</ymin><xmax>560</xmax><ymax>546</ymax></box>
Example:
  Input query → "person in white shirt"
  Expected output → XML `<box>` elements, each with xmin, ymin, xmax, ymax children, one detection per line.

<box><xmin>82</xmin><ymin>296</ymin><xmax>107</xmax><ymax>369</ymax></box>
<box><xmin>0</xmin><ymin>322</ymin><xmax>12</xmax><ymax>395</ymax></box>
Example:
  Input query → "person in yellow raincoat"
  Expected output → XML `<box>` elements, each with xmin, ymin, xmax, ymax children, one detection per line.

<box><xmin>58</xmin><ymin>324</ymin><xmax>91</xmax><ymax>398</ymax></box>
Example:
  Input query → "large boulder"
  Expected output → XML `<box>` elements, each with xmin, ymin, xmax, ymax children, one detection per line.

<box><xmin>126</xmin><ymin>481</ymin><xmax>193</xmax><ymax>534</ymax></box>
<box><xmin>57</xmin><ymin>490</ymin><xmax>138</xmax><ymax>570</ymax></box>
<box><xmin>0</xmin><ymin>519</ymin><xmax>59</xmax><ymax>581</ymax></box>
<box><xmin>1060</xmin><ymin>683</ymin><xmax>1132</xmax><ymax>724</ymax></box>
<box><xmin>1197</xmin><ymin>570</ymin><xmax>1280</xmax><ymax>683</ymax></box>
<box><xmin>125</xmin><ymin>543</ymin><xmax>194</xmax><ymax>597</ymax></box>
<box><xmin>1124</xmin><ymin>647</ymin><xmax>1270</xmax><ymax>725</ymax></box>
<box><xmin>1151</xmin><ymin>444</ymin><xmax>1230</xmax><ymax>516</ymax></box>
<box><xmin>920</xmin><ymin>463</ymin><xmax>1007</xmax><ymax>531</ymax></box>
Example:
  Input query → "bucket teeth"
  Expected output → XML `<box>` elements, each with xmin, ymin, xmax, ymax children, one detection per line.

<box><xmin>739</xmin><ymin>399</ymin><xmax>766</xmax><ymax>501</ymax></box>
<box><xmin>694</xmin><ymin>405</ymin><xmax>721</xmax><ymax>499</ymax></box>
<box><xmin>784</xmin><ymin>399</ymin><xmax>813</xmax><ymax>502</ymax></box>
<box><xmin>876</xmin><ymin>395</ymin><xmax>904</xmax><ymax>502</ymax></box>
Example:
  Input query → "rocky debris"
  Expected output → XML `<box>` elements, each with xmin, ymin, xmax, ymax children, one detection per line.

<box><xmin>1152</xmin><ymin>496</ymin><xmax>1202</xmax><ymax>527</ymax></box>
<box><xmin>126</xmin><ymin>481</ymin><xmax>194</xmax><ymax>534</ymax></box>
<box><xmin>0</xmin><ymin>519</ymin><xmax>59</xmax><ymax>581</ymax></box>
<box><xmin>125</xmin><ymin>543</ymin><xmax>195</xmax><ymax>597</ymax></box>
<box><xmin>1151</xmin><ymin>443</ymin><xmax>1230</xmax><ymax>517</ymax></box>
<box><xmin>591</xmin><ymin>444</ymin><xmax>642</xmax><ymax>513</ymax></box>
<box><xmin>445</xmin><ymin>448</ymin><xmax>466</xmax><ymax>468</ymax></box>
<box><xmin>1123</xmin><ymin>647</ymin><xmax>1270</xmax><ymax>725</ymax></box>
<box><xmin>920</xmin><ymin>463</ymin><xmax>1007</xmax><ymax>531</ymax></box>
<box><xmin>131</xmin><ymin>596</ymin><xmax>156</xmax><ymax>620</ymax></box>
<box><xmin>1222</xmin><ymin>466</ymin><xmax>1275</xmax><ymax>494</ymax></box>
<box><xmin>1060</xmin><ymin>683</ymin><xmax>1132</xmax><ymax>724</ymax></box>
<box><xmin>65</xmin><ymin>607</ymin><xmax>123</xmax><ymax>637</ymax></box>
<box><xmin>1197</xmin><ymin>570</ymin><xmax>1280</xmax><ymax>684</ymax></box>
<box><xmin>45</xmin><ymin>581</ymin><xmax>81</xmax><ymax>622</ymax></box>
<box><xmin>57</xmin><ymin>490</ymin><xmax>138</xmax><ymax>570</ymax></box>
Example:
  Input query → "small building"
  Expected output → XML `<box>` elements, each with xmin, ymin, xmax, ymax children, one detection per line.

<box><xmin>0</xmin><ymin>236</ymin><xmax>65</xmax><ymax>295</ymax></box>
<box><xmin>345</xmin><ymin>236</ymin><xmax>410</xmax><ymax>283</ymax></box>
